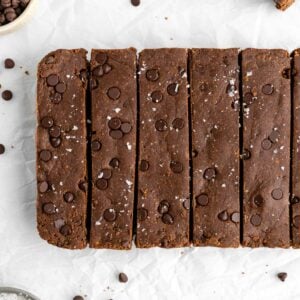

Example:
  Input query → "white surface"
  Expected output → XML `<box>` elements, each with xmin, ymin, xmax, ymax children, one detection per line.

<box><xmin>0</xmin><ymin>0</ymin><xmax>300</xmax><ymax>299</ymax></box>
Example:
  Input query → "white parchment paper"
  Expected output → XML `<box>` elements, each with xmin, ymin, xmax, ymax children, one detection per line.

<box><xmin>1</xmin><ymin>0</ymin><xmax>300</xmax><ymax>299</ymax></box>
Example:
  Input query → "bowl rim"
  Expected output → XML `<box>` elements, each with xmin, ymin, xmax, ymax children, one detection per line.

<box><xmin>0</xmin><ymin>286</ymin><xmax>40</xmax><ymax>300</ymax></box>
<box><xmin>0</xmin><ymin>0</ymin><xmax>38</xmax><ymax>33</ymax></box>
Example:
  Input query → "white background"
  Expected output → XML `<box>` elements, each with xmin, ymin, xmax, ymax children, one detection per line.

<box><xmin>0</xmin><ymin>0</ymin><xmax>300</xmax><ymax>299</ymax></box>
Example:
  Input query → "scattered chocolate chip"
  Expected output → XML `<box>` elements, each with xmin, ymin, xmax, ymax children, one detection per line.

<box><xmin>250</xmin><ymin>214</ymin><xmax>262</xmax><ymax>226</ymax></box>
<box><xmin>271</xmin><ymin>188</ymin><xmax>283</xmax><ymax>200</ymax></box>
<box><xmin>146</xmin><ymin>69</ymin><xmax>159</xmax><ymax>81</ymax></box>
<box><xmin>90</xmin><ymin>78</ymin><xmax>98</xmax><ymax>90</ymax></box>
<box><xmin>43</xmin><ymin>202</ymin><xmax>56</xmax><ymax>215</ymax></box>
<box><xmin>241</xmin><ymin>149</ymin><xmax>251</xmax><ymax>160</ymax></box>
<box><xmin>254</xmin><ymin>194</ymin><xmax>264</xmax><ymax>207</ymax></box>
<box><xmin>0</xmin><ymin>144</ymin><xmax>5</xmax><ymax>155</ymax></box>
<box><xmin>119</xmin><ymin>272</ymin><xmax>128</xmax><ymax>283</ymax></box>
<box><xmin>108</xmin><ymin>117</ymin><xmax>122</xmax><ymax>130</ymax></box>
<box><xmin>183</xmin><ymin>199</ymin><xmax>190</xmax><ymax>210</ymax></box>
<box><xmin>50</xmin><ymin>137</ymin><xmax>62</xmax><ymax>148</ymax></box>
<box><xmin>121</xmin><ymin>122</ymin><xmax>132</xmax><ymax>134</ymax></box>
<box><xmin>54</xmin><ymin>219</ymin><xmax>65</xmax><ymax>229</ymax></box>
<box><xmin>262</xmin><ymin>84</ymin><xmax>274</xmax><ymax>95</ymax></box>
<box><xmin>78</xmin><ymin>180</ymin><xmax>88</xmax><ymax>192</ymax></box>
<box><xmin>49</xmin><ymin>125</ymin><xmax>61</xmax><ymax>138</ymax></box>
<box><xmin>101</xmin><ymin>168</ymin><xmax>112</xmax><ymax>179</ymax></box>
<box><xmin>107</xmin><ymin>87</ymin><xmax>121</xmax><ymax>100</ymax></box>
<box><xmin>39</xmin><ymin>150</ymin><xmax>52</xmax><ymax>162</ymax></box>
<box><xmin>109</xmin><ymin>158</ymin><xmax>120</xmax><ymax>168</ymax></box>
<box><xmin>46</xmin><ymin>74</ymin><xmax>59</xmax><ymax>87</ymax></box>
<box><xmin>231</xmin><ymin>212</ymin><xmax>240</xmax><ymax>223</ymax></box>
<box><xmin>158</xmin><ymin>200</ymin><xmax>170</xmax><ymax>214</ymax></box>
<box><xmin>150</xmin><ymin>90</ymin><xmax>163</xmax><ymax>103</ymax></box>
<box><xmin>4</xmin><ymin>58</ymin><xmax>15</xmax><ymax>69</ymax></box>
<box><xmin>95</xmin><ymin>178</ymin><xmax>108</xmax><ymax>190</ymax></box>
<box><xmin>196</xmin><ymin>194</ymin><xmax>209</xmax><ymax>206</ymax></box>
<box><xmin>109</xmin><ymin>129</ymin><xmax>123</xmax><ymax>139</ymax></box>
<box><xmin>50</xmin><ymin>92</ymin><xmax>62</xmax><ymax>104</ymax></box>
<box><xmin>203</xmin><ymin>167</ymin><xmax>216</xmax><ymax>180</ymax></box>
<box><xmin>103</xmin><ymin>63</ymin><xmax>112</xmax><ymax>74</ymax></box>
<box><xmin>293</xmin><ymin>215</ymin><xmax>300</xmax><ymax>228</ymax></box>
<box><xmin>291</xmin><ymin>196</ymin><xmax>300</xmax><ymax>205</ymax></box>
<box><xmin>60</xmin><ymin>224</ymin><xmax>72</xmax><ymax>236</ymax></box>
<box><xmin>41</xmin><ymin>116</ymin><xmax>54</xmax><ymax>128</ymax></box>
<box><xmin>170</xmin><ymin>161</ymin><xmax>183</xmax><ymax>173</ymax></box>
<box><xmin>277</xmin><ymin>272</ymin><xmax>287</xmax><ymax>282</ymax></box>
<box><xmin>2</xmin><ymin>90</ymin><xmax>13</xmax><ymax>101</ymax></box>
<box><xmin>218</xmin><ymin>210</ymin><xmax>229</xmax><ymax>221</ymax></box>
<box><xmin>155</xmin><ymin>119</ymin><xmax>168</xmax><ymax>132</ymax></box>
<box><xmin>261</xmin><ymin>138</ymin><xmax>272</xmax><ymax>150</ymax></box>
<box><xmin>55</xmin><ymin>82</ymin><xmax>66</xmax><ymax>94</ymax></box>
<box><xmin>269</xmin><ymin>130</ymin><xmax>280</xmax><ymax>143</ymax></box>
<box><xmin>162</xmin><ymin>213</ymin><xmax>174</xmax><ymax>225</ymax></box>
<box><xmin>103</xmin><ymin>208</ymin><xmax>117</xmax><ymax>222</ymax></box>
<box><xmin>167</xmin><ymin>83</ymin><xmax>179</xmax><ymax>96</ymax></box>
<box><xmin>64</xmin><ymin>192</ymin><xmax>75</xmax><ymax>203</ymax></box>
<box><xmin>140</xmin><ymin>160</ymin><xmax>149</xmax><ymax>172</ymax></box>
<box><xmin>91</xmin><ymin>140</ymin><xmax>101</xmax><ymax>151</ymax></box>
<box><xmin>131</xmin><ymin>0</ymin><xmax>140</xmax><ymax>6</ymax></box>
<box><xmin>172</xmin><ymin>118</ymin><xmax>184</xmax><ymax>130</ymax></box>
<box><xmin>92</xmin><ymin>66</ymin><xmax>104</xmax><ymax>77</ymax></box>
<box><xmin>138</xmin><ymin>208</ymin><xmax>148</xmax><ymax>221</ymax></box>
<box><xmin>73</xmin><ymin>296</ymin><xmax>84</xmax><ymax>300</ymax></box>
<box><xmin>39</xmin><ymin>181</ymin><xmax>49</xmax><ymax>193</ymax></box>
<box><xmin>95</xmin><ymin>53</ymin><xmax>108</xmax><ymax>65</ymax></box>
<box><xmin>192</xmin><ymin>150</ymin><xmax>198</xmax><ymax>158</ymax></box>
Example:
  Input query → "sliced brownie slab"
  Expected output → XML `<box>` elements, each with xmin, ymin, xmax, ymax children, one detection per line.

<box><xmin>242</xmin><ymin>49</ymin><xmax>291</xmax><ymax>248</ymax></box>
<box><xmin>136</xmin><ymin>48</ymin><xmax>190</xmax><ymax>248</ymax></box>
<box><xmin>190</xmin><ymin>48</ymin><xmax>240</xmax><ymax>247</ymax></box>
<box><xmin>36</xmin><ymin>49</ymin><xmax>88</xmax><ymax>249</ymax></box>
<box><xmin>89</xmin><ymin>48</ymin><xmax>137</xmax><ymax>249</ymax></box>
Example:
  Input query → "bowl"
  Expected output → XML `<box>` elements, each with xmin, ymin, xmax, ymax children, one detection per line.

<box><xmin>0</xmin><ymin>287</ymin><xmax>40</xmax><ymax>300</ymax></box>
<box><xmin>0</xmin><ymin>0</ymin><xmax>38</xmax><ymax>35</ymax></box>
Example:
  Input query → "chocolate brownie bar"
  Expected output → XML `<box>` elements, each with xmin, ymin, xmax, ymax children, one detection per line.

<box><xmin>274</xmin><ymin>0</ymin><xmax>295</xmax><ymax>10</ymax></box>
<box><xmin>136</xmin><ymin>48</ymin><xmax>190</xmax><ymax>248</ymax></box>
<box><xmin>292</xmin><ymin>49</ymin><xmax>300</xmax><ymax>247</ymax></box>
<box><xmin>89</xmin><ymin>48</ymin><xmax>137</xmax><ymax>249</ymax></box>
<box><xmin>36</xmin><ymin>49</ymin><xmax>88</xmax><ymax>249</ymax></box>
<box><xmin>242</xmin><ymin>49</ymin><xmax>291</xmax><ymax>248</ymax></box>
<box><xmin>190</xmin><ymin>49</ymin><xmax>240</xmax><ymax>247</ymax></box>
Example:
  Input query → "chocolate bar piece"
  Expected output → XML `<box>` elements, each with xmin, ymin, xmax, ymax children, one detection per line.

<box><xmin>89</xmin><ymin>48</ymin><xmax>137</xmax><ymax>249</ymax></box>
<box><xmin>36</xmin><ymin>49</ymin><xmax>88</xmax><ymax>249</ymax></box>
<box><xmin>190</xmin><ymin>48</ymin><xmax>240</xmax><ymax>247</ymax></box>
<box><xmin>136</xmin><ymin>48</ymin><xmax>190</xmax><ymax>248</ymax></box>
<box><xmin>242</xmin><ymin>49</ymin><xmax>291</xmax><ymax>248</ymax></box>
<box><xmin>274</xmin><ymin>0</ymin><xmax>295</xmax><ymax>10</ymax></box>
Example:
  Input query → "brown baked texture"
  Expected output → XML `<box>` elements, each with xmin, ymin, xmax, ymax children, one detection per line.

<box><xmin>190</xmin><ymin>48</ymin><xmax>240</xmax><ymax>248</ymax></box>
<box><xmin>242</xmin><ymin>49</ymin><xmax>291</xmax><ymax>248</ymax></box>
<box><xmin>36</xmin><ymin>49</ymin><xmax>88</xmax><ymax>249</ymax></box>
<box><xmin>274</xmin><ymin>0</ymin><xmax>295</xmax><ymax>10</ymax></box>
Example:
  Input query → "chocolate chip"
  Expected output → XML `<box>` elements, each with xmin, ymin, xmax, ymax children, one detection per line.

<box><xmin>54</xmin><ymin>219</ymin><xmax>65</xmax><ymax>229</ymax></box>
<box><xmin>196</xmin><ymin>194</ymin><xmax>209</xmax><ymax>206</ymax></box>
<box><xmin>291</xmin><ymin>196</ymin><xmax>300</xmax><ymax>205</ymax></box>
<box><xmin>254</xmin><ymin>194</ymin><xmax>264</xmax><ymax>207</ymax></box>
<box><xmin>241</xmin><ymin>149</ymin><xmax>251</xmax><ymax>160</ymax></box>
<box><xmin>50</xmin><ymin>137</ymin><xmax>62</xmax><ymax>148</ymax></box>
<box><xmin>277</xmin><ymin>272</ymin><xmax>287</xmax><ymax>282</ymax></box>
<box><xmin>2</xmin><ymin>90</ymin><xmax>13</xmax><ymax>101</ymax></box>
<box><xmin>95</xmin><ymin>53</ymin><xmax>108</xmax><ymax>65</ymax></box>
<box><xmin>269</xmin><ymin>130</ymin><xmax>280</xmax><ymax>143</ymax></box>
<box><xmin>250</xmin><ymin>214</ymin><xmax>262</xmax><ymax>226</ymax></box>
<box><xmin>162</xmin><ymin>213</ymin><xmax>174</xmax><ymax>225</ymax></box>
<box><xmin>101</xmin><ymin>168</ymin><xmax>112</xmax><ymax>179</ymax></box>
<box><xmin>1</xmin><ymin>0</ymin><xmax>11</xmax><ymax>8</ymax></box>
<box><xmin>0</xmin><ymin>144</ymin><xmax>5</xmax><ymax>155</ymax></box>
<box><xmin>293</xmin><ymin>215</ymin><xmax>300</xmax><ymax>228</ymax></box>
<box><xmin>262</xmin><ymin>84</ymin><xmax>274</xmax><ymax>95</ymax></box>
<box><xmin>138</xmin><ymin>208</ymin><xmax>148</xmax><ymax>221</ymax></box>
<box><xmin>4</xmin><ymin>58</ymin><xmax>15</xmax><ymax>69</ymax></box>
<box><xmin>172</xmin><ymin>118</ymin><xmax>184</xmax><ymax>130</ymax></box>
<box><xmin>5</xmin><ymin>8</ymin><xmax>17</xmax><ymax>22</ymax></box>
<box><xmin>55</xmin><ymin>82</ymin><xmax>66</xmax><ymax>94</ymax></box>
<box><xmin>92</xmin><ymin>66</ymin><xmax>104</xmax><ymax>77</ymax></box>
<box><xmin>192</xmin><ymin>150</ymin><xmax>198</xmax><ymax>158</ymax></box>
<box><xmin>121</xmin><ymin>123</ymin><xmax>132</xmax><ymax>134</ymax></box>
<box><xmin>39</xmin><ymin>150</ymin><xmax>52</xmax><ymax>162</ymax></box>
<box><xmin>218</xmin><ymin>210</ymin><xmax>229</xmax><ymax>221</ymax></box>
<box><xmin>119</xmin><ymin>272</ymin><xmax>128</xmax><ymax>283</ymax></box>
<box><xmin>158</xmin><ymin>200</ymin><xmax>170</xmax><ymax>214</ymax></box>
<box><xmin>95</xmin><ymin>178</ymin><xmax>108</xmax><ymax>190</ymax></box>
<box><xmin>109</xmin><ymin>130</ymin><xmax>123</xmax><ymax>139</ymax></box>
<box><xmin>41</xmin><ymin>116</ymin><xmax>54</xmax><ymax>128</ymax></box>
<box><xmin>150</xmin><ymin>90</ymin><xmax>163</xmax><ymax>103</ymax></box>
<box><xmin>231</xmin><ymin>212</ymin><xmax>240</xmax><ymax>223</ymax></box>
<box><xmin>79</xmin><ymin>70</ymin><xmax>87</xmax><ymax>83</ymax></box>
<box><xmin>282</xmin><ymin>68</ymin><xmax>291</xmax><ymax>79</ymax></box>
<box><xmin>203</xmin><ymin>167</ymin><xmax>216</xmax><ymax>180</ymax></box>
<box><xmin>90</xmin><ymin>78</ymin><xmax>98</xmax><ymax>90</ymax></box>
<box><xmin>170</xmin><ymin>161</ymin><xmax>183</xmax><ymax>173</ymax></box>
<box><xmin>183</xmin><ymin>199</ymin><xmax>190</xmax><ymax>210</ymax></box>
<box><xmin>131</xmin><ymin>0</ymin><xmax>140</xmax><ymax>6</ymax></box>
<box><xmin>146</xmin><ymin>69</ymin><xmax>159</xmax><ymax>81</ymax></box>
<box><xmin>271</xmin><ymin>188</ymin><xmax>283</xmax><ymax>200</ymax></box>
<box><xmin>39</xmin><ymin>181</ymin><xmax>49</xmax><ymax>193</ymax></box>
<box><xmin>46</xmin><ymin>74</ymin><xmax>59</xmax><ymax>87</ymax></box>
<box><xmin>49</xmin><ymin>125</ymin><xmax>61</xmax><ymax>138</ymax></box>
<box><xmin>103</xmin><ymin>208</ymin><xmax>117</xmax><ymax>222</ymax></box>
<box><xmin>73</xmin><ymin>296</ymin><xmax>84</xmax><ymax>300</ymax></box>
<box><xmin>60</xmin><ymin>224</ymin><xmax>72</xmax><ymax>236</ymax></box>
<box><xmin>107</xmin><ymin>87</ymin><xmax>121</xmax><ymax>100</ymax></box>
<box><xmin>64</xmin><ymin>192</ymin><xmax>75</xmax><ymax>203</ymax></box>
<box><xmin>140</xmin><ymin>160</ymin><xmax>149</xmax><ymax>172</ymax></box>
<box><xmin>43</xmin><ymin>202</ymin><xmax>56</xmax><ymax>215</ymax></box>
<box><xmin>167</xmin><ymin>83</ymin><xmax>179</xmax><ymax>96</ymax></box>
<box><xmin>155</xmin><ymin>119</ymin><xmax>168</xmax><ymax>132</ymax></box>
<box><xmin>50</xmin><ymin>92</ymin><xmax>62</xmax><ymax>104</ymax></box>
<box><xmin>91</xmin><ymin>140</ymin><xmax>101</xmax><ymax>151</ymax></box>
<box><xmin>103</xmin><ymin>63</ymin><xmax>112</xmax><ymax>74</ymax></box>
<box><xmin>78</xmin><ymin>180</ymin><xmax>88</xmax><ymax>192</ymax></box>
<box><xmin>261</xmin><ymin>138</ymin><xmax>272</xmax><ymax>150</ymax></box>
<box><xmin>108</xmin><ymin>117</ymin><xmax>122</xmax><ymax>130</ymax></box>
<box><xmin>109</xmin><ymin>158</ymin><xmax>120</xmax><ymax>168</ymax></box>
